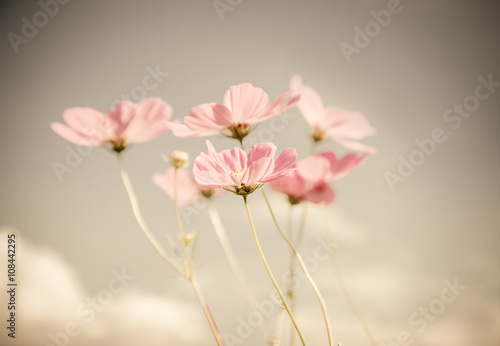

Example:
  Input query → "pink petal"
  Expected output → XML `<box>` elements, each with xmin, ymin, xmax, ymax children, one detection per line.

<box><xmin>204</xmin><ymin>140</ymin><xmax>247</xmax><ymax>175</ymax></box>
<box><xmin>331</xmin><ymin>137</ymin><xmax>378</xmax><ymax>154</ymax></box>
<box><xmin>248</xmin><ymin>90</ymin><xmax>300</xmax><ymax>123</ymax></box>
<box><xmin>304</xmin><ymin>183</ymin><xmax>335</xmax><ymax>205</ymax></box>
<box><xmin>184</xmin><ymin>103</ymin><xmax>231</xmax><ymax>133</ymax></box>
<box><xmin>123</xmin><ymin>97</ymin><xmax>172</xmax><ymax>142</ymax></box>
<box><xmin>269</xmin><ymin>172</ymin><xmax>307</xmax><ymax>199</ymax></box>
<box><xmin>242</xmin><ymin>157</ymin><xmax>275</xmax><ymax>185</ymax></box>
<box><xmin>223</xmin><ymin>83</ymin><xmax>269</xmax><ymax>123</ymax></box>
<box><xmin>62</xmin><ymin>107</ymin><xmax>107</xmax><ymax>142</ymax></box>
<box><xmin>296</xmin><ymin>156</ymin><xmax>331</xmax><ymax>184</ymax></box>
<box><xmin>167</xmin><ymin>121</ymin><xmax>203</xmax><ymax>138</ymax></box>
<box><xmin>325</xmin><ymin>107</ymin><xmax>376</xmax><ymax>139</ymax></box>
<box><xmin>319</xmin><ymin>152</ymin><xmax>367</xmax><ymax>181</ymax></box>
<box><xmin>264</xmin><ymin>147</ymin><xmax>297</xmax><ymax>181</ymax></box>
<box><xmin>152</xmin><ymin>168</ymin><xmax>201</xmax><ymax>206</ymax></box>
<box><xmin>193</xmin><ymin>165</ymin><xmax>235</xmax><ymax>188</ymax></box>
<box><xmin>247</xmin><ymin>142</ymin><xmax>277</xmax><ymax>165</ymax></box>
<box><xmin>290</xmin><ymin>75</ymin><xmax>326</xmax><ymax>126</ymax></box>
<box><xmin>50</xmin><ymin>122</ymin><xmax>102</xmax><ymax>146</ymax></box>
<box><xmin>218</xmin><ymin>147</ymin><xmax>248</xmax><ymax>173</ymax></box>
<box><xmin>106</xmin><ymin>101</ymin><xmax>137</xmax><ymax>139</ymax></box>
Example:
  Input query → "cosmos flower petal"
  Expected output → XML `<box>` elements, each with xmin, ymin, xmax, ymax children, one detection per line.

<box><xmin>52</xmin><ymin>98</ymin><xmax>172</xmax><ymax>148</ymax></box>
<box><xmin>319</xmin><ymin>151</ymin><xmax>367</xmax><ymax>181</ymax></box>
<box><xmin>291</xmin><ymin>75</ymin><xmax>376</xmax><ymax>152</ymax></box>
<box><xmin>50</xmin><ymin>122</ymin><xmax>103</xmax><ymax>145</ymax></box>
<box><xmin>290</xmin><ymin>75</ymin><xmax>326</xmax><ymax>125</ymax></box>
<box><xmin>152</xmin><ymin>167</ymin><xmax>201</xmax><ymax>206</ymax></box>
<box><xmin>296</xmin><ymin>156</ymin><xmax>331</xmax><ymax>184</ymax></box>
<box><xmin>324</xmin><ymin>107</ymin><xmax>376</xmax><ymax>139</ymax></box>
<box><xmin>248</xmin><ymin>90</ymin><xmax>300</xmax><ymax>123</ymax></box>
<box><xmin>62</xmin><ymin>107</ymin><xmax>106</xmax><ymax>136</ymax></box>
<box><xmin>269</xmin><ymin>171</ymin><xmax>307</xmax><ymax>200</ymax></box>
<box><xmin>167</xmin><ymin>121</ymin><xmax>207</xmax><ymax>138</ymax></box>
<box><xmin>123</xmin><ymin>98</ymin><xmax>172</xmax><ymax>142</ymax></box>
<box><xmin>184</xmin><ymin>103</ymin><xmax>230</xmax><ymax>133</ymax></box>
<box><xmin>223</xmin><ymin>83</ymin><xmax>269</xmax><ymax>123</ymax></box>
<box><xmin>268</xmin><ymin>147</ymin><xmax>298</xmax><ymax>180</ymax></box>
<box><xmin>193</xmin><ymin>162</ymin><xmax>235</xmax><ymax>188</ymax></box>
<box><xmin>243</xmin><ymin>157</ymin><xmax>275</xmax><ymax>185</ymax></box>
<box><xmin>304</xmin><ymin>183</ymin><xmax>335</xmax><ymax>205</ymax></box>
<box><xmin>331</xmin><ymin>137</ymin><xmax>378</xmax><ymax>154</ymax></box>
<box><xmin>247</xmin><ymin>142</ymin><xmax>277</xmax><ymax>165</ymax></box>
<box><xmin>193</xmin><ymin>142</ymin><xmax>297</xmax><ymax>192</ymax></box>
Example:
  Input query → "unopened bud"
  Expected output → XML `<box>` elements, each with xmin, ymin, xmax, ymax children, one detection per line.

<box><xmin>182</xmin><ymin>232</ymin><xmax>196</xmax><ymax>245</ymax></box>
<box><xmin>170</xmin><ymin>150</ymin><xmax>189</xmax><ymax>168</ymax></box>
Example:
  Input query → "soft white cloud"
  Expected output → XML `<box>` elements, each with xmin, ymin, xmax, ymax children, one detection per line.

<box><xmin>0</xmin><ymin>228</ymin><xmax>205</xmax><ymax>346</ymax></box>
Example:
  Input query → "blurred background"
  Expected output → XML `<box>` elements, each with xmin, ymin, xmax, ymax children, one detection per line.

<box><xmin>1</xmin><ymin>0</ymin><xmax>499</xmax><ymax>345</ymax></box>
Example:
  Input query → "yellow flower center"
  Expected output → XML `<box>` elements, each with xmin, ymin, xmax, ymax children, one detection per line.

<box><xmin>230</xmin><ymin>168</ymin><xmax>246</xmax><ymax>181</ymax></box>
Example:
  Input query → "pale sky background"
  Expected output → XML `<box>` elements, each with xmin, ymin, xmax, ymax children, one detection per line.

<box><xmin>1</xmin><ymin>0</ymin><xmax>499</xmax><ymax>345</ymax></box>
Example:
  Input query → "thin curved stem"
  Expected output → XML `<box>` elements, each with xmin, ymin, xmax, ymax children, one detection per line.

<box><xmin>174</xmin><ymin>168</ymin><xmax>225</xmax><ymax>345</ymax></box>
<box><xmin>116</xmin><ymin>154</ymin><xmax>184</xmax><ymax>275</ymax></box>
<box><xmin>189</xmin><ymin>276</ymin><xmax>225</xmax><ymax>346</ymax></box>
<box><xmin>322</xmin><ymin>206</ymin><xmax>378</xmax><ymax>346</ymax></box>
<box><xmin>272</xmin><ymin>308</ymin><xmax>286</xmax><ymax>346</ymax></box>
<box><xmin>273</xmin><ymin>205</ymin><xmax>295</xmax><ymax>346</ymax></box>
<box><xmin>207</xmin><ymin>201</ymin><xmax>268</xmax><ymax>341</ymax></box>
<box><xmin>287</xmin><ymin>204</ymin><xmax>297</xmax><ymax>346</ymax></box>
<box><xmin>243</xmin><ymin>196</ymin><xmax>306</xmax><ymax>346</ymax></box>
<box><xmin>295</xmin><ymin>203</ymin><xmax>309</xmax><ymax>251</ymax></box>
<box><xmin>117</xmin><ymin>155</ymin><xmax>223</xmax><ymax>345</ymax></box>
<box><xmin>173</xmin><ymin>167</ymin><xmax>192</xmax><ymax>277</ymax></box>
<box><xmin>261</xmin><ymin>188</ymin><xmax>333</xmax><ymax>346</ymax></box>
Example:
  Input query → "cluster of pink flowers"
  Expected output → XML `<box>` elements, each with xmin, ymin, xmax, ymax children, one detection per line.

<box><xmin>51</xmin><ymin>75</ymin><xmax>377</xmax><ymax>345</ymax></box>
<box><xmin>52</xmin><ymin>77</ymin><xmax>375</xmax><ymax>202</ymax></box>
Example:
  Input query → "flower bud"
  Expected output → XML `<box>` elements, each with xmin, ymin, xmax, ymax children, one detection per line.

<box><xmin>182</xmin><ymin>232</ymin><xmax>196</xmax><ymax>245</ymax></box>
<box><xmin>170</xmin><ymin>150</ymin><xmax>189</xmax><ymax>168</ymax></box>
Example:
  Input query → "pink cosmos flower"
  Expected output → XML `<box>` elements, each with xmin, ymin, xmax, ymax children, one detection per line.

<box><xmin>290</xmin><ymin>75</ymin><xmax>376</xmax><ymax>153</ymax></box>
<box><xmin>169</xmin><ymin>83</ymin><xmax>300</xmax><ymax>141</ymax></box>
<box><xmin>270</xmin><ymin>168</ymin><xmax>335</xmax><ymax>205</ymax></box>
<box><xmin>270</xmin><ymin>151</ymin><xmax>367</xmax><ymax>205</ymax></box>
<box><xmin>153</xmin><ymin>167</ymin><xmax>216</xmax><ymax>206</ymax></box>
<box><xmin>51</xmin><ymin>97</ymin><xmax>172</xmax><ymax>152</ymax></box>
<box><xmin>297</xmin><ymin>151</ymin><xmax>367</xmax><ymax>183</ymax></box>
<box><xmin>193</xmin><ymin>141</ymin><xmax>297</xmax><ymax>196</ymax></box>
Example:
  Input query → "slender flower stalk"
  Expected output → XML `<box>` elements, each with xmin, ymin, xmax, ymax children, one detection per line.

<box><xmin>261</xmin><ymin>188</ymin><xmax>333</xmax><ymax>346</ymax></box>
<box><xmin>272</xmin><ymin>204</ymin><xmax>296</xmax><ymax>346</ymax></box>
<box><xmin>173</xmin><ymin>167</ymin><xmax>192</xmax><ymax>276</ymax></box>
<box><xmin>243</xmin><ymin>195</ymin><xmax>307</xmax><ymax>346</ymax></box>
<box><xmin>322</xmin><ymin>206</ymin><xmax>378</xmax><ymax>346</ymax></box>
<box><xmin>273</xmin><ymin>202</ymin><xmax>310</xmax><ymax>346</ymax></box>
<box><xmin>289</xmin><ymin>203</ymin><xmax>309</xmax><ymax>346</ymax></box>
<box><xmin>207</xmin><ymin>201</ymin><xmax>268</xmax><ymax>341</ymax></box>
<box><xmin>272</xmin><ymin>307</ymin><xmax>286</xmax><ymax>346</ymax></box>
<box><xmin>117</xmin><ymin>154</ymin><xmax>224</xmax><ymax>345</ymax></box>
<box><xmin>116</xmin><ymin>153</ymin><xmax>183</xmax><ymax>275</ymax></box>
<box><xmin>173</xmin><ymin>167</ymin><xmax>225</xmax><ymax>346</ymax></box>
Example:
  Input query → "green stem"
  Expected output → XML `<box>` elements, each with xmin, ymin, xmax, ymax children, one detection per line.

<box><xmin>243</xmin><ymin>196</ymin><xmax>306</xmax><ymax>346</ymax></box>
<box><xmin>261</xmin><ymin>188</ymin><xmax>333</xmax><ymax>346</ymax></box>
<box><xmin>322</xmin><ymin>206</ymin><xmax>378</xmax><ymax>346</ymax></box>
